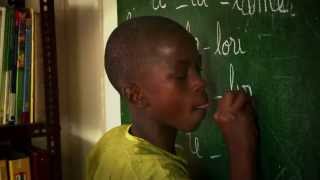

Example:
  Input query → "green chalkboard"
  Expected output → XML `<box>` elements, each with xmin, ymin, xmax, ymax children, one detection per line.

<box><xmin>118</xmin><ymin>0</ymin><xmax>320</xmax><ymax>179</ymax></box>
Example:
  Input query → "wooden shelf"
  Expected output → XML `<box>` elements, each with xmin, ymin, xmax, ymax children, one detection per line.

<box><xmin>0</xmin><ymin>0</ymin><xmax>62</xmax><ymax>179</ymax></box>
<box><xmin>0</xmin><ymin>123</ymin><xmax>57</xmax><ymax>140</ymax></box>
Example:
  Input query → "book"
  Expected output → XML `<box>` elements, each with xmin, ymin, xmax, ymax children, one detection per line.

<box><xmin>29</xmin><ymin>11</ymin><xmax>35</xmax><ymax>124</ymax></box>
<box><xmin>0</xmin><ymin>7</ymin><xmax>6</xmax><ymax>124</ymax></box>
<box><xmin>0</xmin><ymin>159</ymin><xmax>8</xmax><ymax>180</ymax></box>
<box><xmin>22</xmin><ymin>9</ymin><xmax>33</xmax><ymax>124</ymax></box>
<box><xmin>0</xmin><ymin>7</ymin><xmax>5</xmax><ymax>81</ymax></box>
<box><xmin>2</xmin><ymin>71</ymin><xmax>11</xmax><ymax>124</ymax></box>
<box><xmin>7</xmin><ymin>8</ymin><xmax>19</xmax><ymax>124</ymax></box>
<box><xmin>0</xmin><ymin>4</ymin><xmax>52</xmax><ymax>177</ymax></box>
<box><xmin>1</xmin><ymin>7</ymin><xmax>13</xmax><ymax>125</ymax></box>
<box><xmin>30</xmin><ymin>148</ymin><xmax>49</xmax><ymax>180</ymax></box>
<box><xmin>8</xmin><ymin>157</ymin><xmax>31</xmax><ymax>180</ymax></box>
<box><xmin>0</xmin><ymin>8</ymin><xmax>40</xmax><ymax>124</ymax></box>
<box><xmin>15</xmin><ymin>9</ymin><xmax>27</xmax><ymax>124</ymax></box>
<box><xmin>0</xmin><ymin>1</ymin><xmax>8</xmax><ymax>7</ymax></box>
<box><xmin>2</xmin><ymin>8</ymin><xmax>13</xmax><ymax>124</ymax></box>
<box><xmin>26</xmin><ymin>0</ymin><xmax>39</xmax><ymax>121</ymax></box>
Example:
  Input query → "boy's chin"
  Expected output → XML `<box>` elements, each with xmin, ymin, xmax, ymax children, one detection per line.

<box><xmin>179</xmin><ymin>119</ymin><xmax>203</xmax><ymax>132</ymax></box>
<box><xmin>181</xmin><ymin>111</ymin><xmax>207</xmax><ymax>132</ymax></box>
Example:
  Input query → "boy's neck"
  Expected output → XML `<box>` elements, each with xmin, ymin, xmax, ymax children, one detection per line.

<box><xmin>130</xmin><ymin>120</ymin><xmax>177</xmax><ymax>154</ymax></box>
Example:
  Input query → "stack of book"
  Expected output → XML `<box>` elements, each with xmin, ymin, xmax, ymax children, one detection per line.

<box><xmin>0</xmin><ymin>6</ymin><xmax>45</xmax><ymax>126</ymax></box>
<box><xmin>0</xmin><ymin>147</ymin><xmax>49</xmax><ymax>180</ymax></box>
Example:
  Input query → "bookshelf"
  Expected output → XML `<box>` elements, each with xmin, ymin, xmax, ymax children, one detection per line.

<box><xmin>0</xmin><ymin>0</ymin><xmax>61</xmax><ymax>180</ymax></box>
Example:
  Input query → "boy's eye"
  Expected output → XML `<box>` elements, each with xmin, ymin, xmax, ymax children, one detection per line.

<box><xmin>176</xmin><ymin>73</ymin><xmax>187</xmax><ymax>80</ymax></box>
<box><xmin>176</xmin><ymin>76</ymin><xmax>187</xmax><ymax>80</ymax></box>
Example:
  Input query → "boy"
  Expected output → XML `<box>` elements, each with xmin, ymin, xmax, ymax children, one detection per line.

<box><xmin>87</xmin><ymin>16</ymin><xmax>257</xmax><ymax>180</ymax></box>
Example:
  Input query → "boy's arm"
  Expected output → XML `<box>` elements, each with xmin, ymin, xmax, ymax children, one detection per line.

<box><xmin>213</xmin><ymin>91</ymin><xmax>257</xmax><ymax>180</ymax></box>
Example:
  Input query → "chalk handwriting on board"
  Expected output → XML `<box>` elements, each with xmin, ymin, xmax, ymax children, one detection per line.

<box><xmin>153</xmin><ymin>0</ymin><xmax>167</xmax><ymax>10</ymax></box>
<box><xmin>229</xmin><ymin>63</ymin><xmax>253</xmax><ymax>95</ymax></box>
<box><xmin>176</xmin><ymin>0</ymin><xmax>209</xmax><ymax>10</ymax></box>
<box><xmin>214</xmin><ymin>21</ymin><xmax>247</xmax><ymax>56</ymax></box>
<box><xmin>176</xmin><ymin>4</ymin><xmax>189</xmax><ymax>10</ymax></box>
<box><xmin>187</xmin><ymin>133</ymin><xmax>222</xmax><ymax>160</ymax></box>
<box><xmin>214</xmin><ymin>64</ymin><xmax>253</xmax><ymax>99</ymax></box>
<box><xmin>126</xmin><ymin>8</ymin><xmax>135</xmax><ymax>20</ymax></box>
<box><xmin>185</xmin><ymin>21</ymin><xmax>199</xmax><ymax>49</ymax></box>
<box><xmin>219</xmin><ymin>0</ymin><xmax>294</xmax><ymax>16</ymax></box>
<box><xmin>185</xmin><ymin>21</ymin><xmax>211</xmax><ymax>52</ymax></box>
<box><xmin>175</xmin><ymin>144</ymin><xmax>185</xmax><ymax>150</ymax></box>
<box><xmin>210</xmin><ymin>154</ymin><xmax>222</xmax><ymax>159</ymax></box>
<box><xmin>191</xmin><ymin>0</ymin><xmax>209</xmax><ymax>7</ymax></box>
<box><xmin>275</xmin><ymin>166</ymin><xmax>287</xmax><ymax>180</ymax></box>
<box><xmin>187</xmin><ymin>132</ymin><xmax>203</xmax><ymax>158</ymax></box>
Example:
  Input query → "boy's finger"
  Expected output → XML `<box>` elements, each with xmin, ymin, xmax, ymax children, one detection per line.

<box><xmin>222</xmin><ymin>90</ymin><xmax>236</xmax><ymax>106</ymax></box>
<box><xmin>233</xmin><ymin>91</ymin><xmax>251</xmax><ymax>109</ymax></box>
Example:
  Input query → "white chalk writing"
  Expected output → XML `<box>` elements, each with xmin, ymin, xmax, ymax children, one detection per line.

<box><xmin>210</xmin><ymin>154</ymin><xmax>222</xmax><ymax>159</ymax></box>
<box><xmin>187</xmin><ymin>132</ymin><xmax>203</xmax><ymax>158</ymax></box>
<box><xmin>218</xmin><ymin>0</ymin><xmax>294</xmax><ymax>16</ymax></box>
<box><xmin>126</xmin><ymin>8</ymin><xmax>135</xmax><ymax>20</ymax></box>
<box><xmin>175</xmin><ymin>144</ymin><xmax>185</xmax><ymax>150</ymax></box>
<box><xmin>214</xmin><ymin>21</ymin><xmax>247</xmax><ymax>56</ymax></box>
<box><xmin>176</xmin><ymin>0</ymin><xmax>209</xmax><ymax>10</ymax></box>
<box><xmin>186</xmin><ymin>21</ymin><xmax>211</xmax><ymax>51</ymax></box>
<box><xmin>176</xmin><ymin>4</ymin><xmax>189</xmax><ymax>10</ymax></box>
<box><xmin>220</xmin><ymin>1</ymin><xmax>231</xmax><ymax>5</ymax></box>
<box><xmin>229</xmin><ymin>63</ymin><xmax>253</xmax><ymax>95</ymax></box>
<box><xmin>191</xmin><ymin>0</ymin><xmax>209</xmax><ymax>7</ymax></box>
<box><xmin>186</xmin><ymin>133</ymin><xmax>222</xmax><ymax>160</ymax></box>
<box><xmin>152</xmin><ymin>0</ymin><xmax>167</xmax><ymax>10</ymax></box>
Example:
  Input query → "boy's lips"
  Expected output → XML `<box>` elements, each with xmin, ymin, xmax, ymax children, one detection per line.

<box><xmin>194</xmin><ymin>102</ymin><xmax>210</xmax><ymax>110</ymax></box>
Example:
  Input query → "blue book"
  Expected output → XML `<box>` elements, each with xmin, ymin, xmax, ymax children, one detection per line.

<box><xmin>22</xmin><ymin>9</ymin><xmax>32</xmax><ymax>123</ymax></box>
<box><xmin>15</xmin><ymin>9</ymin><xmax>26</xmax><ymax>124</ymax></box>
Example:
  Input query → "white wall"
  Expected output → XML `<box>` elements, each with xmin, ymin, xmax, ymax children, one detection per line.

<box><xmin>54</xmin><ymin>0</ymin><xmax>120</xmax><ymax>179</ymax></box>
<box><xmin>103</xmin><ymin>0</ymin><xmax>121</xmax><ymax>131</ymax></box>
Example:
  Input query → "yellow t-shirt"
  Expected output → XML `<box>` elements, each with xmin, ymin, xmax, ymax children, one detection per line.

<box><xmin>87</xmin><ymin>124</ymin><xmax>190</xmax><ymax>180</ymax></box>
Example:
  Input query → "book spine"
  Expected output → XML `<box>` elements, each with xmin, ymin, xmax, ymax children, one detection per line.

<box><xmin>7</xmin><ymin>9</ymin><xmax>19</xmax><ymax>124</ymax></box>
<box><xmin>0</xmin><ymin>159</ymin><xmax>9</xmax><ymax>180</ymax></box>
<box><xmin>31</xmin><ymin>149</ymin><xmax>50</xmax><ymax>180</ymax></box>
<box><xmin>22</xmin><ymin>9</ymin><xmax>32</xmax><ymax>124</ymax></box>
<box><xmin>5</xmin><ymin>8</ymin><xmax>15</xmax><ymax>124</ymax></box>
<box><xmin>3</xmin><ymin>71</ymin><xmax>11</xmax><ymax>123</ymax></box>
<box><xmin>15</xmin><ymin>10</ymin><xmax>26</xmax><ymax>124</ymax></box>
<box><xmin>29</xmin><ymin>9</ymin><xmax>34</xmax><ymax>124</ymax></box>
<box><xmin>0</xmin><ymin>7</ymin><xmax>7</xmax><ymax>124</ymax></box>
<box><xmin>1</xmin><ymin>8</ymin><xmax>13</xmax><ymax>124</ymax></box>
<box><xmin>0</xmin><ymin>8</ymin><xmax>6</xmax><ymax>107</ymax></box>
<box><xmin>8</xmin><ymin>157</ymin><xmax>31</xmax><ymax>180</ymax></box>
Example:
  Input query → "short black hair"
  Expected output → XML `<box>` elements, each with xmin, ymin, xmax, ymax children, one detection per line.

<box><xmin>105</xmin><ymin>16</ymin><xmax>193</xmax><ymax>93</ymax></box>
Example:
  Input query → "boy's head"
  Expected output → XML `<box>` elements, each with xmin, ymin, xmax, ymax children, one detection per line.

<box><xmin>105</xmin><ymin>16</ymin><xmax>208</xmax><ymax>131</ymax></box>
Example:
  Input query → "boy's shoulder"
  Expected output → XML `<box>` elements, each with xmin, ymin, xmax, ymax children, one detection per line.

<box><xmin>97</xmin><ymin>124</ymin><xmax>130</xmax><ymax>145</ymax></box>
<box><xmin>87</xmin><ymin>124</ymin><xmax>132</xmax><ymax>179</ymax></box>
<box><xmin>88</xmin><ymin>124</ymin><xmax>131</xmax><ymax>161</ymax></box>
<box><xmin>87</xmin><ymin>124</ymin><xmax>191</xmax><ymax>180</ymax></box>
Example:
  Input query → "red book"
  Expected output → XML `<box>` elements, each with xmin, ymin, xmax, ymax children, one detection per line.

<box><xmin>30</xmin><ymin>148</ymin><xmax>50</xmax><ymax>180</ymax></box>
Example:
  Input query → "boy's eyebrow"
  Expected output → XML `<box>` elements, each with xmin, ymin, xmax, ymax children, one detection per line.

<box><xmin>171</xmin><ymin>60</ymin><xmax>189</xmax><ymax>71</ymax></box>
<box><xmin>175</xmin><ymin>54</ymin><xmax>202</xmax><ymax>66</ymax></box>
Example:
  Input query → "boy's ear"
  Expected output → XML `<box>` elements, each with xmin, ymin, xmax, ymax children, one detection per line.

<box><xmin>121</xmin><ymin>84</ymin><xmax>149</xmax><ymax>108</ymax></box>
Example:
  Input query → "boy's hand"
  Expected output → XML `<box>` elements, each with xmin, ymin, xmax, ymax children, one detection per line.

<box><xmin>214</xmin><ymin>90</ymin><xmax>257</xmax><ymax>150</ymax></box>
<box><xmin>213</xmin><ymin>90</ymin><xmax>257</xmax><ymax>180</ymax></box>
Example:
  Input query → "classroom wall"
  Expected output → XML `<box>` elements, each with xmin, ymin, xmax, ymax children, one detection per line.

<box><xmin>54</xmin><ymin>0</ymin><xmax>119</xmax><ymax>179</ymax></box>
